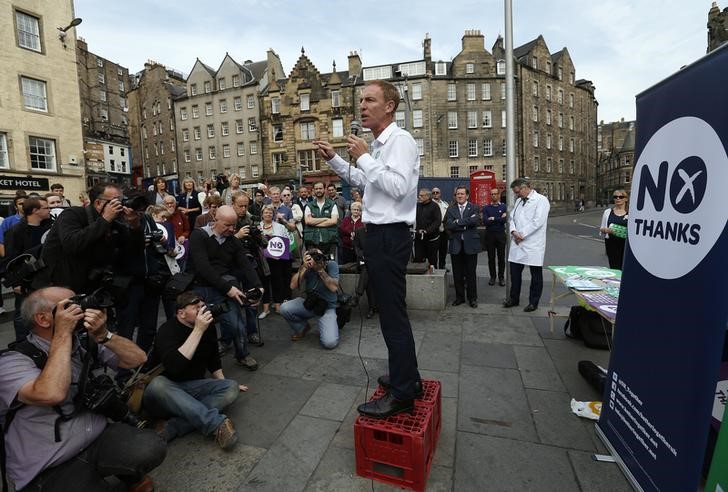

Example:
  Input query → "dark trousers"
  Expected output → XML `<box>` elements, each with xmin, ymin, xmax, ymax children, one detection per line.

<box><xmin>451</xmin><ymin>249</ymin><xmax>478</xmax><ymax>302</ymax></box>
<box><xmin>484</xmin><ymin>229</ymin><xmax>506</xmax><ymax>280</ymax></box>
<box><xmin>437</xmin><ymin>233</ymin><xmax>448</xmax><ymax>269</ymax></box>
<box><xmin>414</xmin><ymin>236</ymin><xmax>439</xmax><ymax>267</ymax></box>
<box><xmin>266</xmin><ymin>258</ymin><xmax>292</xmax><ymax>303</ymax></box>
<box><xmin>23</xmin><ymin>424</ymin><xmax>166</xmax><ymax>492</ymax></box>
<box><xmin>13</xmin><ymin>293</ymin><xmax>28</xmax><ymax>342</ymax></box>
<box><xmin>356</xmin><ymin>264</ymin><xmax>376</xmax><ymax>310</ymax></box>
<box><xmin>604</xmin><ymin>237</ymin><xmax>625</xmax><ymax>270</ymax></box>
<box><xmin>116</xmin><ymin>283</ymin><xmax>160</xmax><ymax>355</ymax></box>
<box><xmin>364</xmin><ymin>223</ymin><xmax>420</xmax><ymax>400</ymax></box>
<box><xmin>508</xmin><ymin>262</ymin><xmax>543</xmax><ymax>307</ymax></box>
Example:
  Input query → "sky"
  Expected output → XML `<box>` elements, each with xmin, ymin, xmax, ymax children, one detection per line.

<box><xmin>73</xmin><ymin>0</ymin><xmax>711</xmax><ymax>123</ymax></box>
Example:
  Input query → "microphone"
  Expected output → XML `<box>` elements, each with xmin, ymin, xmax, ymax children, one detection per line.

<box><xmin>350</xmin><ymin>120</ymin><xmax>362</xmax><ymax>136</ymax></box>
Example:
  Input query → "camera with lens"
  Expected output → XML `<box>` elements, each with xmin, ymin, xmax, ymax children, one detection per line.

<box><xmin>303</xmin><ymin>292</ymin><xmax>328</xmax><ymax>316</ymax></box>
<box><xmin>121</xmin><ymin>194</ymin><xmax>149</xmax><ymax>212</ymax></box>
<box><xmin>67</xmin><ymin>287</ymin><xmax>114</xmax><ymax>311</ymax></box>
<box><xmin>309</xmin><ymin>251</ymin><xmax>327</xmax><ymax>263</ymax></box>
<box><xmin>206</xmin><ymin>303</ymin><xmax>230</xmax><ymax>318</ymax></box>
<box><xmin>244</xmin><ymin>287</ymin><xmax>262</xmax><ymax>304</ymax></box>
<box><xmin>144</xmin><ymin>229</ymin><xmax>167</xmax><ymax>254</ymax></box>
<box><xmin>2</xmin><ymin>253</ymin><xmax>46</xmax><ymax>290</ymax></box>
<box><xmin>82</xmin><ymin>373</ymin><xmax>145</xmax><ymax>428</ymax></box>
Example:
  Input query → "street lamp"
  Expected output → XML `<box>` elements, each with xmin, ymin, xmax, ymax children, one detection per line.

<box><xmin>57</xmin><ymin>17</ymin><xmax>82</xmax><ymax>48</ymax></box>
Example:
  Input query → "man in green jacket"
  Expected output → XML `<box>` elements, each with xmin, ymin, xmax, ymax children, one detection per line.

<box><xmin>303</xmin><ymin>181</ymin><xmax>339</xmax><ymax>259</ymax></box>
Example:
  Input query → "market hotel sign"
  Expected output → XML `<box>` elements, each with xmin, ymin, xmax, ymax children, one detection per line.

<box><xmin>0</xmin><ymin>175</ymin><xmax>50</xmax><ymax>191</ymax></box>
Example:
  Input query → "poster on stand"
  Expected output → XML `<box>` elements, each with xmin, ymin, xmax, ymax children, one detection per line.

<box><xmin>595</xmin><ymin>45</ymin><xmax>728</xmax><ymax>490</ymax></box>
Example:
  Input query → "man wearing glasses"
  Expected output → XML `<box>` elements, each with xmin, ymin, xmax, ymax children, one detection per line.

<box><xmin>503</xmin><ymin>178</ymin><xmax>550</xmax><ymax>312</ymax></box>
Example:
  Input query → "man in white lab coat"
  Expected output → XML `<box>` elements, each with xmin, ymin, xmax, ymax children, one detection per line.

<box><xmin>503</xmin><ymin>178</ymin><xmax>550</xmax><ymax>312</ymax></box>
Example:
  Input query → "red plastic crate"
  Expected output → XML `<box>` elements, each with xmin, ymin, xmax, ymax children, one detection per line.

<box><xmin>372</xmin><ymin>379</ymin><xmax>442</xmax><ymax>446</ymax></box>
<box><xmin>355</xmin><ymin>405</ymin><xmax>434</xmax><ymax>491</ymax></box>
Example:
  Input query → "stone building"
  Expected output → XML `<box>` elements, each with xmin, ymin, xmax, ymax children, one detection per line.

<box><xmin>708</xmin><ymin>2</ymin><xmax>728</xmax><ymax>52</ymax></box>
<box><xmin>596</xmin><ymin>119</ymin><xmax>635</xmax><ymax>205</ymax></box>
<box><xmin>174</xmin><ymin>50</ymin><xmax>285</xmax><ymax>190</ymax></box>
<box><xmin>0</xmin><ymin>0</ymin><xmax>85</xmax><ymax>208</ymax></box>
<box><xmin>127</xmin><ymin>61</ymin><xmax>186</xmax><ymax>189</ymax></box>
<box><xmin>76</xmin><ymin>37</ymin><xmax>132</xmax><ymax>188</ymax></box>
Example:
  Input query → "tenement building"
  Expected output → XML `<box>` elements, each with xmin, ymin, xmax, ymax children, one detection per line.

<box><xmin>708</xmin><ymin>2</ymin><xmax>728</xmax><ymax>52</ymax></box>
<box><xmin>127</xmin><ymin>60</ymin><xmax>186</xmax><ymax>189</ymax></box>
<box><xmin>173</xmin><ymin>50</ymin><xmax>285</xmax><ymax>191</ymax></box>
<box><xmin>0</xmin><ymin>0</ymin><xmax>86</xmax><ymax>207</ymax></box>
<box><xmin>596</xmin><ymin>119</ymin><xmax>635</xmax><ymax>205</ymax></box>
<box><xmin>76</xmin><ymin>37</ymin><xmax>132</xmax><ymax>188</ymax></box>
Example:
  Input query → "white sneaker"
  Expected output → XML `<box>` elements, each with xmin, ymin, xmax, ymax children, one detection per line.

<box><xmin>258</xmin><ymin>311</ymin><xmax>270</xmax><ymax>319</ymax></box>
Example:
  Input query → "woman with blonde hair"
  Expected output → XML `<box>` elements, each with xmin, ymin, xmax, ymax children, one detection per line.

<box><xmin>258</xmin><ymin>204</ymin><xmax>291</xmax><ymax>318</ymax></box>
<box><xmin>221</xmin><ymin>174</ymin><xmax>242</xmax><ymax>205</ymax></box>
<box><xmin>599</xmin><ymin>189</ymin><xmax>629</xmax><ymax>270</ymax></box>
<box><xmin>177</xmin><ymin>177</ymin><xmax>201</xmax><ymax>229</ymax></box>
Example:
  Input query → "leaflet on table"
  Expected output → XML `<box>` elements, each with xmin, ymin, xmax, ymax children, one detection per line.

<box><xmin>564</xmin><ymin>278</ymin><xmax>603</xmax><ymax>290</ymax></box>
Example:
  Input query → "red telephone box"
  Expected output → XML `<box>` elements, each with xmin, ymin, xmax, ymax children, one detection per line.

<box><xmin>470</xmin><ymin>170</ymin><xmax>497</xmax><ymax>207</ymax></box>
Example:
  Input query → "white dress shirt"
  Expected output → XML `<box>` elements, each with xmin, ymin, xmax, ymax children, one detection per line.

<box><xmin>327</xmin><ymin>122</ymin><xmax>420</xmax><ymax>225</ymax></box>
<box><xmin>508</xmin><ymin>189</ymin><xmax>550</xmax><ymax>266</ymax></box>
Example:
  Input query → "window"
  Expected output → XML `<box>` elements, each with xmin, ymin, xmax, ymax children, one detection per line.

<box><xmin>558</xmin><ymin>66</ymin><xmax>563</xmax><ymax>81</ymax></box>
<box><xmin>251</xmin><ymin>165</ymin><xmax>259</xmax><ymax>178</ymax></box>
<box><xmin>559</xmin><ymin>159</ymin><xmax>564</xmax><ymax>173</ymax></box>
<box><xmin>273</xmin><ymin>124</ymin><xmax>283</xmax><ymax>142</ymax></box>
<box><xmin>558</xmin><ymin>89</ymin><xmax>564</xmax><ymax>104</ymax></box>
<box><xmin>237</xmin><ymin>142</ymin><xmax>244</xmax><ymax>156</ymax></box>
<box><xmin>248</xmin><ymin>118</ymin><xmax>257</xmax><ymax>131</ymax></box>
<box><xmin>219</xmin><ymin>100</ymin><xmax>227</xmax><ymax>113</ymax></box>
<box><xmin>16</xmin><ymin>11</ymin><xmax>41</xmax><ymax>52</ymax></box>
<box><xmin>570</xmin><ymin>159</ymin><xmax>575</xmax><ymax>174</ymax></box>
<box><xmin>559</xmin><ymin>136</ymin><xmax>564</xmax><ymax>151</ymax></box>
<box><xmin>120</xmin><ymin>97</ymin><xmax>127</xmax><ymax>109</ymax></box>
<box><xmin>469</xmin><ymin>165</ymin><xmax>478</xmax><ymax>175</ymax></box>
<box><xmin>182</xmin><ymin>129</ymin><xmax>189</xmax><ymax>142</ymax></box>
<box><xmin>184</xmin><ymin>150</ymin><xmax>191</xmax><ymax>162</ymax></box>
<box><xmin>99</xmin><ymin>90</ymin><xmax>107</xmax><ymax>102</ymax></box>
<box><xmin>190</xmin><ymin>84</ymin><xmax>198</xmax><ymax>96</ymax></box>
<box><xmin>234</xmin><ymin>97</ymin><xmax>243</xmax><ymax>111</ymax></box>
<box><xmin>223</xmin><ymin>144</ymin><xmax>230</xmax><ymax>158</ymax></box>
<box><xmin>235</xmin><ymin>119</ymin><xmax>243</xmax><ymax>134</ymax></box>
<box><xmin>570</xmin><ymin>71</ymin><xmax>575</xmax><ymax>85</ymax></box>
<box><xmin>569</xmin><ymin>116</ymin><xmax>574</xmax><ymax>130</ymax></box>
<box><xmin>447</xmin><ymin>111</ymin><xmax>458</xmax><ymax>129</ymax></box>
<box><xmin>447</xmin><ymin>84</ymin><xmax>456</xmax><ymax>101</ymax></box>
<box><xmin>570</xmin><ymin>138</ymin><xmax>575</xmax><ymax>153</ymax></box>
<box><xmin>192</xmin><ymin>105</ymin><xmax>199</xmax><ymax>118</ymax></box>
<box><xmin>482</xmin><ymin>110</ymin><xmax>492</xmax><ymax>128</ymax></box>
<box><xmin>204</xmin><ymin>81</ymin><xmax>211</xmax><ymax>93</ymax></box>
<box><xmin>300</xmin><ymin>122</ymin><xmax>315</xmax><ymax>140</ymax></box>
<box><xmin>142</xmin><ymin>126</ymin><xmax>147</xmax><ymax>139</ymax></box>
<box><xmin>467</xmin><ymin>111</ymin><xmax>477</xmax><ymax>129</ymax></box>
<box><xmin>207</xmin><ymin>124</ymin><xmax>214</xmax><ymax>138</ymax></box>
<box><xmin>481</xmin><ymin>83</ymin><xmax>491</xmax><ymax>100</ymax></box>
<box><xmin>332</xmin><ymin>119</ymin><xmax>344</xmax><ymax>138</ymax></box>
<box><xmin>415</xmin><ymin>138</ymin><xmax>424</xmax><ymax>156</ymax></box>
<box><xmin>468</xmin><ymin>138</ymin><xmax>478</xmax><ymax>157</ymax></box>
<box><xmin>532</xmin><ymin>106</ymin><xmax>538</xmax><ymax>122</ymax></box>
<box><xmin>483</xmin><ymin>138</ymin><xmax>493</xmax><ymax>157</ymax></box>
<box><xmin>531</xmin><ymin>56</ymin><xmax>538</xmax><ymax>69</ymax></box>
<box><xmin>218</xmin><ymin>78</ymin><xmax>226</xmax><ymax>90</ymax></box>
<box><xmin>28</xmin><ymin>136</ymin><xmax>56</xmax><ymax>171</ymax></box>
<box><xmin>547</xmin><ymin>158</ymin><xmax>552</xmax><ymax>172</ymax></box>
<box><xmin>209</xmin><ymin>146</ymin><xmax>216</xmax><ymax>159</ymax></box>
<box><xmin>546</xmin><ymin>85</ymin><xmax>552</xmax><ymax>101</ymax></box>
<box><xmin>448</xmin><ymin>140</ymin><xmax>458</xmax><ymax>158</ymax></box>
<box><xmin>546</xmin><ymin>61</ymin><xmax>552</xmax><ymax>74</ymax></box>
<box><xmin>533</xmin><ymin>131</ymin><xmax>539</xmax><ymax>148</ymax></box>
<box><xmin>180</xmin><ymin>107</ymin><xmax>188</xmax><ymax>120</ymax></box>
<box><xmin>298</xmin><ymin>149</ymin><xmax>318</xmax><ymax>170</ymax></box>
<box><xmin>496</xmin><ymin>60</ymin><xmax>506</xmax><ymax>75</ymax></box>
<box><xmin>546</xmin><ymin>133</ymin><xmax>552</xmax><ymax>149</ymax></box>
<box><xmin>205</xmin><ymin>103</ymin><xmax>213</xmax><ymax>116</ymax></box>
<box><xmin>411</xmin><ymin>83</ymin><xmax>422</xmax><ymax>100</ymax></box>
<box><xmin>466</xmin><ymin>83</ymin><xmax>476</xmax><ymax>101</ymax></box>
<box><xmin>532</xmin><ymin>81</ymin><xmax>539</xmax><ymax>97</ymax></box>
<box><xmin>331</xmin><ymin>90</ymin><xmax>340</xmax><ymax>107</ymax></box>
<box><xmin>395</xmin><ymin>111</ymin><xmax>405</xmax><ymax>128</ymax></box>
<box><xmin>232</xmin><ymin>74</ymin><xmax>240</xmax><ymax>87</ymax></box>
<box><xmin>221</xmin><ymin>122</ymin><xmax>229</xmax><ymax>136</ymax></box>
<box><xmin>0</xmin><ymin>133</ymin><xmax>9</xmax><ymax>168</ymax></box>
<box><xmin>558</xmin><ymin>113</ymin><xmax>564</xmax><ymax>128</ymax></box>
<box><xmin>398</xmin><ymin>61</ymin><xmax>426</xmax><ymax>76</ymax></box>
<box><xmin>195</xmin><ymin>148</ymin><xmax>202</xmax><ymax>161</ymax></box>
<box><xmin>534</xmin><ymin>156</ymin><xmax>539</xmax><ymax>172</ymax></box>
<box><xmin>466</xmin><ymin>63</ymin><xmax>475</xmax><ymax>74</ymax></box>
<box><xmin>450</xmin><ymin>166</ymin><xmax>459</xmax><ymax>178</ymax></box>
<box><xmin>21</xmin><ymin>77</ymin><xmax>47</xmax><ymax>112</ymax></box>
<box><xmin>435</xmin><ymin>62</ymin><xmax>447</xmax><ymax>76</ymax></box>
<box><xmin>119</xmin><ymin>80</ymin><xmax>125</xmax><ymax>92</ymax></box>
<box><xmin>193</xmin><ymin>127</ymin><xmax>201</xmax><ymax>140</ymax></box>
<box><xmin>98</xmin><ymin>73</ymin><xmax>105</xmax><ymax>84</ymax></box>
<box><xmin>412</xmin><ymin>110</ymin><xmax>423</xmax><ymax>128</ymax></box>
<box><xmin>546</xmin><ymin>109</ymin><xmax>552</xmax><ymax>126</ymax></box>
<box><xmin>239</xmin><ymin>166</ymin><xmax>246</xmax><ymax>178</ymax></box>
<box><xmin>363</xmin><ymin>65</ymin><xmax>393</xmax><ymax>80</ymax></box>
<box><xmin>501</xmin><ymin>82</ymin><xmax>506</xmax><ymax>100</ymax></box>
<box><xmin>249</xmin><ymin>142</ymin><xmax>257</xmax><ymax>154</ymax></box>
<box><xmin>569</xmin><ymin>93</ymin><xmax>575</xmax><ymax>108</ymax></box>
<box><xmin>169</xmin><ymin>119</ymin><xmax>174</xmax><ymax>131</ymax></box>
<box><xmin>501</xmin><ymin>110</ymin><xmax>507</xmax><ymax>128</ymax></box>
<box><xmin>100</xmin><ymin>109</ymin><xmax>109</xmax><ymax>121</ymax></box>
<box><xmin>160</xmin><ymin>142</ymin><xmax>165</xmax><ymax>155</ymax></box>
<box><xmin>246</xmin><ymin>95</ymin><xmax>254</xmax><ymax>109</ymax></box>
<box><xmin>300</xmin><ymin>94</ymin><xmax>310</xmax><ymax>111</ymax></box>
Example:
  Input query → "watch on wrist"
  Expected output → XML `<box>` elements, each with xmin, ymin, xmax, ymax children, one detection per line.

<box><xmin>98</xmin><ymin>330</ymin><xmax>113</xmax><ymax>345</ymax></box>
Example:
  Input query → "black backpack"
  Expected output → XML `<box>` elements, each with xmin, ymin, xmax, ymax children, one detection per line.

<box><xmin>564</xmin><ymin>305</ymin><xmax>613</xmax><ymax>350</ymax></box>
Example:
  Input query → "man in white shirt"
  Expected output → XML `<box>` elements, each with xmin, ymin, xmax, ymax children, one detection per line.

<box><xmin>314</xmin><ymin>80</ymin><xmax>421</xmax><ymax>418</ymax></box>
<box><xmin>503</xmin><ymin>178</ymin><xmax>550</xmax><ymax>312</ymax></box>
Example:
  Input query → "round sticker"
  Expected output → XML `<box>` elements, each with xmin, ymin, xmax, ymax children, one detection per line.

<box><xmin>266</xmin><ymin>236</ymin><xmax>286</xmax><ymax>258</ymax></box>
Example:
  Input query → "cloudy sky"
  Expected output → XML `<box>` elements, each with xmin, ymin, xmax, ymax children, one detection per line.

<box><xmin>73</xmin><ymin>0</ymin><xmax>710</xmax><ymax>123</ymax></box>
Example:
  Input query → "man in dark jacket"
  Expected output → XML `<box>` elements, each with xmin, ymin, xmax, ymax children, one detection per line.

<box><xmin>413</xmin><ymin>188</ymin><xmax>441</xmax><ymax>268</ymax></box>
<box><xmin>445</xmin><ymin>186</ymin><xmax>481</xmax><ymax>308</ymax></box>
<box><xmin>483</xmin><ymin>189</ymin><xmax>508</xmax><ymax>286</ymax></box>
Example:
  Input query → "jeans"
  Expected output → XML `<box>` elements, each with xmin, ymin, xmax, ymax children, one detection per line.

<box><xmin>193</xmin><ymin>286</ymin><xmax>249</xmax><ymax>360</ymax></box>
<box><xmin>22</xmin><ymin>423</ymin><xmax>166</xmax><ymax>491</ymax></box>
<box><xmin>279</xmin><ymin>297</ymin><xmax>339</xmax><ymax>349</ymax></box>
<box><xmin>142</xmin><ymin>375</ymin><xmax>239</xmax><ymax>441</ymax></box>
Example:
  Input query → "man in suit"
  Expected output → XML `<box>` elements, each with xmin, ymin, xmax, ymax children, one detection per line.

<box><xmin>445</xmin><ymin>186</ymin><xmax>481</xmax><ymax>308</ymax></box>
<box><xmin>503</xmin><ymin>178</ymin><xmax>550</xmax><ymax>312</ymax></box>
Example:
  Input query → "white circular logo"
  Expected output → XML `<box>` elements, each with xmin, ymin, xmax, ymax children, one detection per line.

<box><xmin>266</xmin><ymin>236</ymin><xmax>287</xmax><ymax>258</ymax></box>
<box><xmin>629</xmin><ymin>117</ymin><xmax>728</xmax><ymax>279</ymax></box>
<box><xmin>577</xmin><ymin>268</ymin><xmax>616</xmax><ymax>279</ymax></box>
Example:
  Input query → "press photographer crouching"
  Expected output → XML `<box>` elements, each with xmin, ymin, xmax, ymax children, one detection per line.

<box><xmin>280</xmin><ymin>249</ymin><xmax>339</xmax><ymax>349</ymax></box>
<box><xmin>142</xmin><ymin>292</ymin><xmax>245</xmax><ymax>450</ymax></box>
<box><xmin>0</xmin><ymin>287</ymin><xmax>166</xmax><ymax>491</ymax></box>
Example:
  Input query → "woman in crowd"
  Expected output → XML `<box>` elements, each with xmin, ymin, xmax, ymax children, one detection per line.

<box><xmin>163</xmin><ymin>196</ymin><xmax>190</xmax><ymax>244</ymax></box>
<box><xmin>258</xmin><ymin>204</ymin><xmax>291</xmax><ymax>318</ymax></box>
<box><xmin>177</xmin><ymin>177</ymin><xmax>201</xmax><ymax>229</ymax></box>
<box><xmin>198</xmin><ymin>179</ymin><xmax>220</xmax><ymax>214</ymax></box>
<box><xmin>338</xmin><ymin>201</ymin><xmax>364</xmax><ymax>264</ymax></box>
<box><xmin>194</xmin><ymin>195</ymin><xmax>222</xmax><ymax>228</ymax></box>
<box><xmin>147</xmin><ymin>177</ymin><xmax>170</xmax><ymax>205</ymax></box>
<box><xmin>599</xmin><ymin>189</ymin><xmax>629</xmax><ymax>270</ymax></box>
<box><xmin>221</xmin><ymin>174</ymin><xmax>243</xmax><ymax>205</ymax></box>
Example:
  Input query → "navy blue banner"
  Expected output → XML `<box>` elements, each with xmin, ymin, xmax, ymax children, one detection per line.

<box><xmin>596</xmin><ymin>45</ymin><xmax>728</xmax><ymax>490</ymax></box>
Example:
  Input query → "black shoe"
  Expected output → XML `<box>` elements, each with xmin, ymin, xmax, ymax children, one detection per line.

<box><xmin>366</xmin><ymin>308</ymin><xmax>376</xmax><ymax>319</ymax></box>
<box><xmin>488</xmin><ymin>278</ymin><xmax>495</xmax><ymax>286</ymax></box>
<box><xmin>377</xmin><ymin>375</ymin><xmax>424</xmax><ymax>398</ymax></box>
<box><xmin>503</xmin><ymin>299</ymin><xmax>519</xmax><ymax>308</ymax></box>
<box><xmin>357</xmin><ymin>393</ymin><xmax>414</xmax><ymax>418</ymax></box>
<box><xmin>218</xmin><ymin>342</ymin><xmax>231</xmax><ymax>357</ymax></box>
<box><xmin>499</xmin><ymin>279</ymin><xmax>506</xmax><ymax>287</ymax></box>
<box><xmin>469</xmin><ymin>300</ymin><xmax>478</xmax><ymax>308</ymax></box>
<box><xmin>452</xmin><ymin>298</ymin><xmax>465</xmax><ymax>306</ymax></box>
<box><xmin>524</xmin><ymin>304</ymin><xmax>538</xmax><ymax>312</ymax></box>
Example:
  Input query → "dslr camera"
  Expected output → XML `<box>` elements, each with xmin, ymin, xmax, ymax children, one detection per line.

<box><xmin>144</xmin><ymin>229</ymin><xmax>167</xmax><ymax>254</ymax></box>
<box><xmin>309</xmin><ymin>251</ymin><xmax>327</xmax><ymax>263</ymax></box>
<box><xmin>205</xmin><ymin>303</ymin><xmax>230</xmax><ymax>318</ymax></box>
<box><xmin>82</xmin><ymin>372</ymin><xmax>146</xmax><ymax>428</ymax></box>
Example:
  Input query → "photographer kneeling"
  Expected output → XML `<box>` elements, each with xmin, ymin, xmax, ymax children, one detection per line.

<box><xmin>142</xmin><ymin>291</ymin><xmax>245</xmax><ymax>451</ymax></box>
<box><xmin>0</xmin><ymin>287</ymin><xmax>166</xmax><ymax>492</ymax></box>
<box><xmin>280</xmin><ymin>249</ymin><xmax>339</xmax><ymax>349</ymax></box>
